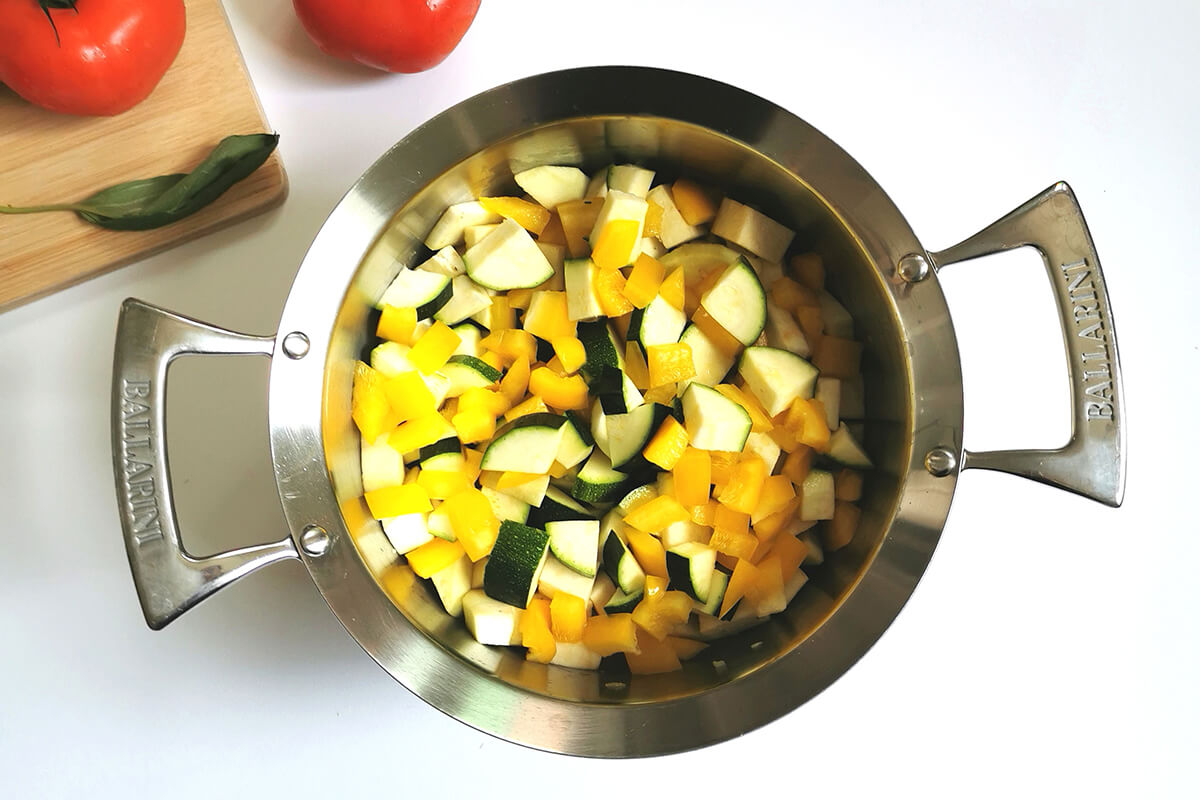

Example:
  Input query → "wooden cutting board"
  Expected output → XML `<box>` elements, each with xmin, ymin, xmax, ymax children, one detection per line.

<box><xmin>0</xmin><ymin>0</ymin><xmax>287</xmax><ymax>312</ymax></box>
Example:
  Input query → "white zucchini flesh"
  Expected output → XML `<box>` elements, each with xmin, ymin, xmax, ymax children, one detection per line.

<box><xmin>424</xmin><ymin>201</ymin><xmax>502</xmax><ymax>250</ymax></box>
<box><xmin>537</xmin><ymin>555</ymin><xmax>597</xmax><ymax>607</ymax></box>
<box><xmin>647</xmin><ymin>184</ymin><xmax>704</xmax><ymax>248</ymax></box>
<box><xmin>630</xmin><ymin>294</ymin><xmax>686</xmax><ymax>349</ymax></box>
<box><xmin>361</xmin><ymin>433</ymin><xmax>405</xmax><ymax>492</ymax></box>
<box><xmin>659</xmin><ymin>242</ymin><xmax>739</xmax><ymax>286</ymax></box>
<box><xmin>464</xmin><ymin>224</ymin><xmax>502</xmax><ymax>249</ymax></box>
<box><xmin>353</xmin><ymin>528</ymin><xmax>399</xmax><ymax>575</ymax></box>
<box><xmin>546</xmin><ymin>519</ymin><xmax>600</xmax><ymax>577</ymax></box>
<box><xmin>765</xmin><ymin>298</ymin><xmax>811</xmax><ymax>357</ymax></box>
<box><xmin>742</xmin><ymin>432</ymin><xmax>782</xmax><ymax>481</ymax></box>
<box><xmin>377</xmin><ymin>269</ymin><xmax>451</xmax><ymax>316</ymax></box>
<box><xmin>564</xmin><ymin>258</ymin><xmax>605</xmax><ymax>321</ymax></box>
<box><xmin>710</xmin><ymin>197</ymin><xmax>795</xmax><ymax>262</ymax></box>
<box><xmin>815</xmin><ymin>377</ymin><xmax>842</xmax><ymax>429</ymax></box>
<box><xmin>430</xmin><ymin>554</ymin><xmax>474</xmax><ymax>617</ymax></box>
<box><xmin>382</xmin><ymin>512</ymin><xmax>434</xmax><ymax>554</ymax></box>
<box><xmin>588</xmin><ymin>189</ymin><xmax>648</xmax><ymax>267</ymax></box>
<box><xmin>639</xmin><ymin>236</ymin><xmax>667</xmax><ymax>259</ymax></box>
<box><xmin>818</xmin><ymin>290</ymin><xmax>855</xmax><ymax>337</ymax></box>
<box><xmin>585</xmin><ymin>168</ymin><xmax>609</xmax><ymax>199</ymax></box>
<box><xmin>827</xmin><ymin>424</ymin><xmax>873</xmax><ymax>468</ymax></box>
<box><xmin>660</xmin><ymin>519</ymin><xmax>711</xmax><ymax>549</ymax></box>
<box><xmin>699</xmin><ymin>257</ymin><xmax>767</xmax><ymax>346</ymax></box>
<box><xmin>738</xmin><ymin>346</ymin><xmax>819</xmax><ymax>417</ymax></box>
<box><xmin>514</xmin><ymin>165</ymin><xmax>588</xmax><ymax>209</ymax></box>
<box><xmin>677</xmin><ymin>323</ymin><xmax>736</xmax><ymax>393</ymax></box>
<box><xmin>550</xmin><ymin>641</ymin><xmax>603</xmax><ymax>670</ymax></box>
<box><xmin>416</xmin><ymin>245</ymin><xmax>467</xmax><ymax>277</ymax></box>
<box><xmin>607</xmin><ymin>164</ymin><xmax>655</xmax><ymax>198</ymax></box>
<box><xmin>480</xmin><ymin>416</ymin><xmax>567</xmax><ymax>474</ymax></box>
<box><xmin>603</xmin><ymin>403</ymin><xmax>661</xmax><ymax>468</ymax></box>
<box><xmin>462</xmin><ymin>218</ymin><xmax>556</xmax><ymax>291</ymax></box>
<box><xmin>434</xmin><ymin>274</ymin><xmax>494</xmax><ymax>325</ymax></box>
<box><xmin>462</xmin><ymin>589</ymin><xmax>524</xmax><ymax>646</ymax></box>
<box><xmin>479</xmin><ymin>486</ymin><xmax>531</xmax><ymax>525</ymax></box>
<box><xmin>681</xmin><ymin>383</ymin><xmax>752</xmax><ymax>452</ymax></box>
<box><xmin>799</xmin><ymin>470</ymin><xmax>836</xmax><ymax>521</ymax></box>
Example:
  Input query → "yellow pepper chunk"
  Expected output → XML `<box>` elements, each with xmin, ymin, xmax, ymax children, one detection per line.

<box><xmin>442</xmin><ymin>488</ymin><xmax>500</xmax><ymax>561</ymax></box>
<box><xmin>751</xmin><ymin>498</ymin><xmax>802</xmax><ymax>542</ymax></box>
<box><xmin>769</xmin><ymin>276</ymin><xmax>820</xmax><ymax>312</ymax></box>
<box><xmin>790</xmin><ymin>252</ymin><xmax>825</xmax><ymax>291</ymax></box>
<box><xmin>484</xmin><ymin>295</ymin><xmax>514</xmax><ymax>332</ymax></box>
<box><xmin>383</xmin><ymin>371</ymin><xmax>436</xmax><ymax>421</ymax></box>
<box><xmin>624</xmin><ymin>341</ymin><xmax>650</xmax><ymax>391</ymax></box>
<box><xmin>631</xmin><ymin>589</ymin><xmax>693</xmax><ymax>641</ymax></box>
<box><xmin>717</xmin><ymin>455</ymin><xmax>768</xmax><ymax>514</ymax></box>
<box><xmin>416</xmin><ymin>469</ymin><xmax>473</xmax><ymax>500</ymax></box>
<box><xmin>709</xmin><ymin>450</ymin><xmax>740</xmax><ymax>488</ymax></box>
<box><xmin>549</xmin><ymin>592</ymin><xmax>587</xmax><ymax>643</ymax></box>
<box><xmin>528</xmin><ymin>367</ymin><xmax>589</xmax><ymax>411</ymax></box>
<box><xmin>593</xmin><ymin>266</ymin><xmax>635</xmax><ymax>316</ymax></box>
<box><xmin>521</xmin><ymin>596</ymin><xmax>556</xmax><ymax>662</ymax></box>
<box><xmin>781</xmin><ymin>446</ymin><xmax>814</xmax><ymax>485</ymax></box>
<box><xmin>376</xmin><ymin>304</ymin><xmax>418</xmax><ymax>344</ymax></box>
<box><xmin>523</xmin><ymin>291</ymin><xmax>577</xmax><ymax>342</ymax></box>
<box><xmin>670</xmin><ymin>179</ymin><xmax>718</xmax><ymax>226</ymax></box>
<box><xmin>719</xmin><ymin>558</ymin><xmax>759</xmax><ymax>618</ymax></box>
<box><xmin>591</xmin><ymin>219</ymin><xmax>640</xmax><ymax>271</ymax></box>
<box><xmin>769</xmin><ymin>529</ymin><xmax>810</xmax><ymax>577</ymax></box>
<box><xmin>504</xmin><ymin>395</ymin><xmax>549</xmax><ymax>422</ymax></box>
<box><xmin>497</xmin><ymin>328</ymin><xmax>537</xmax><ymax>364</ymax></box>
<box><xmin>582</xmin><ymin>613</ymin><xmax>639</xmax><ymax>656</ymax></box>
<box><xmin>672</xmin><ymin>447</ymin><xmax>711</xmax><ymax>507</ymax></box>
<box><xmin>691</xmin><ymin>307</ymin><xmax>742</xmax><ymax>359</ymax></box>
<box><xmin>478</xmin><ymin>196</ymin><xmax>551</xmax><ymax>236</ymax></box>
<box><xmin>480</xmin><ymin>351</ymin><xmax>504</xmax><ymax>371</ymax></box>
<box><xmin>363</xmin><ymin>483</ymin><xmax>433</xmax><ymax>518</ymax></box>
<box><xmin>713</xmin><ymin>504</ymin><xmax>750</xmax><ymax>537</ymax></box>
<box><xmin>646</xmin><ymin>342</ymin><xmax>695</xmax><ymax>388</ymax></box>
<box><xmin>626</xmin><ymin>629</ymin><xmax>682</xmax><ymax>674</ymax></box>
<box><xmin>644</xmin><ymin>574</ymin><xmax>669</xmax><ymax>599</ymax></box>
<box><xmin>659</xmin><ymin>266</ymin><xmax>685</xmax><ymax>311</ymax></box>
<box><xmin>462</xmin><ymin>448</ymin><xmax>484</xmax><ymax>482</ymax></box>
<box><xmin>497</xmin><ymin>471</ymin><xmax>543</xmax><ymax>489</ymax></box>
<box><xmin>556</xmin><ymin>198</ymin><xmax>603</xmax><ymax>258</ymax></box>
<box><xmin>784</xmin><ymin>397</ymin><xmax>831</xmax><ymax>452</ymax></box>
<box><xmin>643</xmin><ymin>416</ymin><xmax>690</xmax><ymax>471</ymax></box>
<box><xmin>626</xmin><ymin>529</ymin><xmax>669</xmax><ymax>579</ymax></box>
<box><xmin>351</xmin><ymin>362</ymin><xmax>394</xmax><ymax>442</ymax></box>
<box><xmin>622</xmin><ymin>253</ymin><xmax>666</xmax><ymax>308</ymax></box>
<box><xmin>451</xmin><ymin>408</ymin><xmax>495</xmax><ymax>444</ymax></box>
<box><xmin>825</xmin><ymin>501</ymin><xmax>861</xmax><ymax>552</ymax></box>
<box><xmin>407</xmin><ymin>321</ymin><xmax>461</xmax><ymax>374</ymax></box>
<box><xmin>715</xmin><ymin>384</ymin><xmax>773</xmax><ymax>433</ymax></box>
<box><xmin>459</xmin><ymin>387</ymin><xmax>510</xmax><ymax>416</ymax></box>
<box><xmin>835</xmin><ymin>468</ymin><xmax>864</xmax><ymax>502</ymax></box>
<box><xmin>406</xmin><ymin>538</ymin><xmax>465</xmax><ymax>579</ymax></box>
<box><xmin>689</xmin><ymin>499</ymin><xmax>718</xmax><ymax>526</ymax></box>
<box><xmin>388</xmin><ymin>413</ymin><xmax>454</xmax><ymax>455</ymax></box>
<box><xmin>498</xmin><ymin>356</ymin><xmax>530</xmax><ymax>406</ymax></box>
<box><xmin>752</xmin><ymin>475</ymin><xmax>797</xmax><ymax>524</ymax></box>
<box><xmin>624</xmin><ymin>495</ymin><xmax>689</xmax><ymax>534</ymax></box>
<box><xmin>710</xmin><ymin>523</ymin><xmax>756</xmax><ymax>562</ymax></box>
<box><xmin>642</xmin><ymin>383</ymin><xmax>677</xmax><ymax>406</ymax></box>
<box><xmin>550</xmin><ymin>337</ymin><xmax>586</xmax><ymax>374</ymax></box>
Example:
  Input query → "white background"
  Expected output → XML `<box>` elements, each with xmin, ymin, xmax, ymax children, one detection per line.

<box><xmin>1</xmin><ymin>0</ymin><xmax>1196</xmax><ymax>796</ymax></box>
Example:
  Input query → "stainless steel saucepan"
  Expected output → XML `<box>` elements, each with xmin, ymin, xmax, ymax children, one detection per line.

<box><xmin>111</xmin><ymin>67</ymin><xmax>1125</xmax><ymax>757</ymax></box>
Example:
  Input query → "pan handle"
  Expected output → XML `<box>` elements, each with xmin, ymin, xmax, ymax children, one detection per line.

<box><xmin>929</xmin><ymin>182</ymin><xmax>1125</xmax><ymax>506</ymax></box>
<box><xmin>112</xmin><ymin>299</ymin><xmax>299</xmax><ymax>629</ymax></box>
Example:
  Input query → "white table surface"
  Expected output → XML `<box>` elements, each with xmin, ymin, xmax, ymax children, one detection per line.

<box><xmin>2</xmin><ymin>0</ymin><xmax>1196</xmax><ymax>796</ymax></box>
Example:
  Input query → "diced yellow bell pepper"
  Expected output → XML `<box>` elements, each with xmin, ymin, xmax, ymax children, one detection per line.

<box><xmin>504</xmin><ymin>395</ymin><xmax>549</xmax><ymax>422</ymax></box>
<box><xmin>770</xmin><ymin>533</ymin><xmax>810</xmax><ymax>579</ymax></box>
<box><xmin>547</xmin><ymin>460</ymin><xmax>569</xmax><ymax>479</ymax></box>
<box><xmin>388</xmin><ymin>413</ymin><xmax>455</xmax><ymax>455</ymax></box>
<box><xmin>784</xmin><ymin>397</ymin><xmax>830</xmax><ymax>452</ymax></box>
<box><xmin>752</xmin><ymin>475</ymin><xmax>796</xmax><ymax>523</ymax></box>
<box><xmin>417</xmin><ymin>469</ymin><xmax>472</xmax><ymax>500</ymax></box>
<box><xmin>715</xmin><ymin>384</ymin><xmax>773</xmax><ymax>433</ymax></box>
<box><xmin>626</xmin><ymin>529</ymin><xmax>669</xmax><ymax>579</ymax></box>
<box><xmin>836</xmin><ymin>468</ymin><xmax>864</xmax><ymax>502</ymax></box>
<box><xmin>379</xmin><ymin>564</ymin><xmax>418</xmax><ymax>607</ymax></box>
<box><xmin>550</xmin><ymin>337</ymin><xmax>586</xmax><ymax>374</ymax></box>
<box><xmin>549</xmin><ymin>592</ymin><xmax>587</xmax><ymax>643</ymax></box>
<box><xmin>646</xmin><ymin>342</ymin><xmax>695</xmax><ymax>388</ymax></box>
<box><xmin>790</xmin><ymin>253</ymin><xmax>825</xmax><ymax>291</ymax></box>
<box><xmin>642</xmin><ymin>383</ymin><xmax>677</xmax><ymax>406</ymax></box>
<box><xmin>643</xmin><ymin>198</ymin><xmax>664</xmax><ymax>240</ymax></box>
<box><xmin>813</xmin><ymin>336</ymin><xmax>863</xmax><ymax>380</ymax></box>
<box><xmin>383</xmin><ymin>371</ymin><xmax>437</xmax><ymax>421</ymax></box>
<box><xmin>665</xmin><ymin>636</ymin><xmax>708</xmax><ymax>661</ymax></box>
<box><xmin>659</xmin><ymin>266</ymin><xmax>685</xmax><ymax>311</ymax></box>
<box><xmin>458</xmin><ymin>387</ymin><xmax>510</xmax><ymax>417</ymax></box>
<box><xmin>539</xmin><ymin>211</ymin><xmax>568</xmax><ymax>246</ymax></box>
<box><xmin>719</xmin><ymin>558</ymin><xmax>759</xmax><ymax>618</ymax></box>
<box><xmin>506</xmin><ymin>288</ymin><xmax>534</xmax><ymax>310</ymax></box>
<box><xmin>824</xmin><ymin>501</ymin><xmax>861</xmax><ymax>552</ymax></box>
<box><xmin>363</xmin><ymin>483</ymin><xmax>432</xmax><ymax>519</ymax></box>
<box><xmin>768</xmin><ymin>422</ymin><xmax>800</xmax><ymax>452</ymax></box>
<box><xmin>594</xmin><ymin>267</ymin><xmax>634</xmax><ymax>316</ymax></box>
<box><xmin>671</xmin><ymin>447</ymin><xmax>711</xmax><ymax>507</ymax></box>
<box><xmin>520</xmin><ymin>596</ymin><xmax>556</xmax><ymax>663</ymax></box>
<box><xmin>556</xmin><ymin>198</ymin><xmax>602</xmax><ymax>258</ymax></box>
<box><xmin>406</xmin><ymin>538</ymin><xmax>465</xmax><ymax>579</ymax></box>
<box><xmin>623</xmin><ymin>253</ymin><xmax>666</xmax><ymax>308</ymax></box>
<box><xmin>407</xmin><ymin>322</ymin><xmax>461</xmax><ymax>375</ymax></box>
<box><xmin>717</xmin><ymin>455</ymin><xmax>767</xmax><ymax>514</ymax></box>
<box><xmin>452</xmin><ymin>407</ymin><xmax>495</xmax><ymax>445</ymax></box>
<box><xmin>523</xmin><ymin>291</ymin><xmax>577</xmax><ymax>342</ymax></box>
<box><xmin>626</xmin><ymin>629</ymin><xmax>682</xmax><ymax>674</ymax></box>
<box><xmin>439</xmin><ymin>398</ymin><xmax>459</xmax><ymax>426</ymax></box>
<box><xmin>496</xmin><ymin>328</ymin><xmax>536</xmax><ymax>363</ymax></box>
<box><xmin>376</xmin><ymin>305</ymin><xmax>418</xmax><ymax>344</ymax></box>
<box><xmin>747</xmin><ymin>554</ymin><xmax>786</xmax><ymax>612</ymax></box>
<box><xmin>623</xmin><ymin>495</ymin><xmax>689</xmax><ymax>533</ymax></box>
<box><xmin>498</xmin><ymin>356</ymin><xmax>530</xmax><ymax>406</ymax></box>
<box><xmin>442</xmin><ymin>488</ymin><xmax>500</xmax><ymax>561</ymax></box>
<box><xmin>485</xmin><ymin>295</ymin><xmax>514</xmax><ymax>332</ymax></box>
<box><xmin>709</xmin><ymin>450</ymin><xmax>740</xmax><ymax>488</ymax></box>
<box><xmin>478</xmin><ymin>196</ymin><xmax>551</xmax><ymax>236</ymax></box>
<box><xmin>781</xmin><ymin>446</ymin><xmax>814</xmax><ymax>485</ymax></box>
<box><xmin>591</xmin><ymin>219</ymin><xmax>640</xmax><ymax>271</ymax></box>
<box><xmin>644</xmin><ymin>574</ymin><xmax>669</xmax><ymax>599</ymax></box>
<box><xmin>670</xmin><ymin>179</ymin><xmax>719</xmax><ymax>226</ymax></box>
<box><xmin>494</xmin><ymin>471</ymin><xmax>540</xmax><ymax>490</ymax></box>
<box><xmin>480</xmin><ymin>351</ymin><xmax>505</xmax><ymax>371</ymax></box>
<box><xmin>691</xmin><ymin>306</ymin><xmax>743</xmax><ymax>358</ymax></box>
<box><xmin>622</xmin><ymin>341</ymin><xmax>650</xmax><ymax>390</ymax></box>
<box><xmin>793</xmin><ymin>305</ymin><xmax>825</xmax><ymax>349</ymax></box>
<box><xmin>582</xmin><ymin>613</ymin><xmax>639</xmax><ymax>656</ymax></box>
<box><xmin>463</xmin><ymin>448</ymin><xmax>483</xmax><ymax>482</ymax></box>
<box><xmin>529</xmin><ymin>367</ymin><xmax>589</xmax><ymax>411</ymax></box>
<box><xmin>631</xmin><ymin>589</ymin><xmax>692</xmax><ymax>641</ymax></box>
<box><xmin>643</xmin><ymin>416</ymin><xmax>690</xmax><ymax>470</ymax></box>
<box><xmin>714</xmin><ymin>503</ymin><xmax>750</xmax><ymax>537</ymax></box>
<box><xmin>689</xmin><ymin>499</ymin><xmax>718</xmax><ymax>526</ymax></box>
<box><xmin>709</xmin><ymin>525</ymin><xmax>757</xmax><ymax>562</ymax></box>
<box><xmin>769</xmin><ymin>276</ymin><xmax>820</xmax><ymax>312</ymax></box>
<box><xmin>752</xmin><ymin>497</ymin><xmax>801</xmax><ymax>542</ymax></box>
<box><xmin>351</xmin><ymin>362</ymin><xmax>394</xmax><ymax>441</ymax></box>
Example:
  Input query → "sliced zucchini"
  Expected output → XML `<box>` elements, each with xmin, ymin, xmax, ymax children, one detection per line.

<box><xmin>646</xmin><ymin>184</ymin><xmax>704</xmax><ymax>249</ymax></box>
<box><xmin>538</xmin><ymin>554</ymin><xmax>597</xmax><ymax>604</ymax></box>
<box><xmin>604</xmin><ymin>586</ymin><xmax>643</xmax><ymax>614</ymax></box>
<box><xmin>527</xmin><ymin>485</ymin><xmax>591</xmax><ymax>528</ymax></box>
<box><xmin>604</xmin><ymin>403</ymin><xmax>670</xmax><ymax>470</ymax></box>
<box><xmin>742</xmin><ymin>431</ymin><xmax>782</xmax><ymax>481</ymax></box>
<box><xmin>564</xmin><ymin>258</ymin><xmax>605</xmax><ymax>321</ymax></box>
<box><xmin>695</xmin><ymin>569</ymin><xmax>730</xmax><ymax>617</ymax></box>
<box><xmin>577</xmin><ymin>320</ymin><xmax>625</xmax><ymax>378</ymax></box>
<box><xmin>588</xmin><ymin>189</ymin><xmax>648</xmax><ymax>268</ymax></box>
<box><xmin>381</xmin><ymin>512</ymin><xmax>433</xmax><ymax>555</ymax></box>
<box><xmin>555</xmin><ymin>410</ymin><xmax>594</xmax><ymax>469</ymax></box>
<box><xmin>441</xmin><ymin>355</ymin><xmax>502</xmax><ymax>397</ymax></box>
<box><xmin>639</xmin><ymin>236</ymin><xmax>667</xmax><ymax>259</ymax></box>
<box><xmin>353</xmin><ymin>528</ymin><xmax>398</xmax><ymax>575</ymax></box>
<box><xmin>677</xmin><ymin>323</ymin><xmax>737</xmax><ymax>392</ymax></box>
<box><xmin>480</xmin><ymin>413</ymin><xmax>568</xmax><ymax>473</ymax></box>
<box><xmin>799</xmin><ymin>469</ymin><xmax>835</xmax><ymax>521</ymax></box>
<box><xmin>434</xmin><ymin>274</ymin><xmax>494</xmax><ymax>325</ymax></box>
<box><xmin>424</xmin><ymin>201</ymin><xmax>501</xmax><ymax>250</ymax></box>
<box><xmin>815</xmin><ymin>377</ymin><xmax>841</xmax><ymax>430</ymax></box>
<box><xmin>800</xmin><ymin>530</ymin><xmax>825</xmax><ymax>565</ymax></box>
<box><xmin>710</xmin><ymin>197</ymin><xmax>795</xmax><ymax>262</ymax></box>
<box><xmin>377</xmin><ymin>268</ymin><xmax>453</xmax><ymax>319</ymax></box>
<box><xmin>783</xmin><ymin>567</ymin><xmax>809</xmax><ymax>606</ymax></box>
<box><xmin>738</xmin><ymin>345</ymin><xmax>819</xmax><ymax>417</ymax></box>
<box><xmin>418</xmin><ymin>437</ymin><xmax>464</xmax><ymax>471</ymax></box>
<box><xmin>818</xmin><ymin>290</ymin><xmax>854</xmax><ymax>337</ymax></box>
<box><xmin>482</xmin><ymin>520</ymin><xmax>551</xmax><ymax>608</ymax></box>
<box><xmin>660</xmin><ymin>519</ymin><xmax>710</xmax><ymax>549</ymax></box>
<box><xmin>430</xmin><ymin>554</ymin><xmax>473</xmax><ymax>616</ymax></box>
<box><xmin>827</xmin><ymin>424</ymin><xmax>872</xmax><ymax>468</ymax></box>
<box><xmin>463</xmin><ymin>223</ymin><xmax>502</xmax><ymax>249</ymax></box>
<box><xmin>361</xmin><ymin>433</ymin><xmax>405</xmax><ymax>492</ymax></box>
<box><xmin>659</xmin><ymin>242</ymin><xmax>739</xmax><ymax>285</ymax></box>
<box><xmin>615</xmin><ymin>483</ymin><xmax>657</xmax><ymax>516</ymax></box>
<box><xmin>479</xmin><ymin>486</ymin><xmax>531</xmax><ymax>525</ymax></box>
<box><xmin>426</xmin><ymin>506</ymin><xmax>456</xmax><ymax>541</ymax></box>
<box><xmin>571</xmin><ymin>451</ymin><xmax>627</xmax><ymax>504</ymax></box>
<box><xmin>765</xmin><ymin>298</ymin><xmax>811</xmax><ymax>357</ymax></box>
<box><xmin>666</xmin><ymin>542</ymin><xmax>717</xmax><ymax>603</ymax></box>
<box><xmin>546</xmin><ymin>519</ymin><xmax>600</xmax><ymax>577</ymax></box>
<box><xmin>549</xmin><ymin>641</ymin><xmax>603</xmax><ymax>671</ymax></box>
<box><xmin>591</xmin><ymin>366</ymin><xmax>643</xmax><ymax>415</ymax></box>
<box><xmin>585</xmin><ymin>167</ymin><xmax>610</xmax><ymax>199</ymax></box>
<box><xmin>589</xmin><ymin>571</ymin><xmax>617</xmax><ymax>610</ymax></box>
<box><xmin>699</xmin><ymin>256</ymin><xmax>767</xmax><ymax>345</ymax></box>
<box><xmin>462</xmin><ymin>589</ymin><xmax>523</xmax><ymax>646</ymax></box>
<box><xmin>462</xmin><ymin>218</ymin><xmax>555</xmax><ymax>291</ymax></box>
<box><xmin>590</xmin><ymin>401</ymin><xmax>610</xmax><ymax>459</ymax></box>
<box><xmin>536</xmin><ymin>242</ymin><xmax>567</xmax><ymax>289</ymax></box>
<box><xmin>627</xmin><ymin>294</ymin><xmax>686</xmax><ymax>350</ymax></box>
<box><xmin>681</xmin><ymin>383</ymin><xmax>751</xmax><ymax>452</ymax></box>
<box><xmin>416</xmin><ymin>245</ymin><xmax>467</xmax><ymax>277</ymax></box>
<box><xmin>451</xmin><ymin>322</ymin><xmax>484</xmax><ymax>357</ymax></box>
<box><xmin>602</xmin><ymin>528</ymin><xmax>646</xmax><ymax>594</ymax></box>
<box><xmin>606</xmin><ymin>164</ymin><xmax>655</xmax><ymax>198</ymax></box>
<box><xmin>514</xmin><ymin>165</ymin><xmax>588</xmax><ymax>209</ymax></box>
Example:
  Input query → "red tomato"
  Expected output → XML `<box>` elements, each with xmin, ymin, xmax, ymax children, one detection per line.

<box><xmin>292</xmin><ymin>0</ymin><xmax>480</xmax><ymax>73</ymax></box>
<box><xmin>0</xmin><ymin>0</ymin><xmax>186</xmax><ymax>116</ymax></box>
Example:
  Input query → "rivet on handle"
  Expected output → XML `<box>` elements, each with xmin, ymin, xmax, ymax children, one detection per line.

<box><xmin>282</xmin><ymin>331</ymin><xmax>311</xmax><ymax>359</ymax></box>
<box><xmin>924</xmin><ymin>447</ymin><xmax>958</xmax><ymax>477</ymax></box>
<box><xmin>299</xmin><ymin>525</ymin><xmax>331</xmax><ymax>557</ymax></box>
<box><xmin>898</xmin><ymin>253</ymin><xmax>931</xmax><ymax>283</ymax></box>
